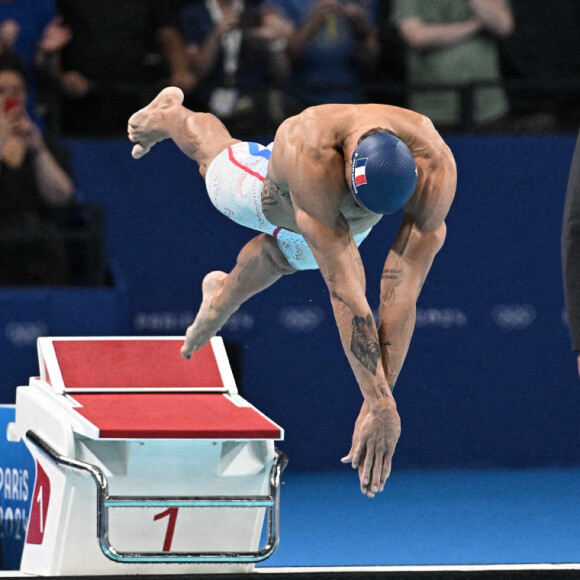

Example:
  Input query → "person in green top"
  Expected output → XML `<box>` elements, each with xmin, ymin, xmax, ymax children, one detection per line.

<box><xmin>392</xmin><ymin>0</ymin><xmax>513</xmax><ymax>130</ymax></box>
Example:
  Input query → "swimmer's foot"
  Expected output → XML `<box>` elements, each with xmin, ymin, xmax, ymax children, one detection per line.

<box><xmin>181</xmin><ymin>271</ymin><xmax>230</xmax><ymax>359</ymax></box>
<box><xmin>128</xmin><ymin>87</ymin><xmax>184</xmax><ymax>159</ymax></box>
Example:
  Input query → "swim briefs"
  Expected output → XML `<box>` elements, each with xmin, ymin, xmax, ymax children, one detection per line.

<box><xmin>205</xmin><ymin>141</ymin><xmax>371</xmax><ymax>270</ymax></box>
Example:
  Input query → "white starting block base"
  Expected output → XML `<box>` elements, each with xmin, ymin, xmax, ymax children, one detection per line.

<box><xmin>14</xmin><ymin>337</ymin><xmax>285</xmax><ymax>576</ymax></box>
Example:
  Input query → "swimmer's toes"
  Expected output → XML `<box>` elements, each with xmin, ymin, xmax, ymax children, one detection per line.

<box><xmin>132</xmin><ymin>143</ymin><xmax>148</xmax><ymax>159</ymax></box>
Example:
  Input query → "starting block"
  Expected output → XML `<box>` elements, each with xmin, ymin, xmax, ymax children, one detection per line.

<box><xmin>14</xmin><ymin>336</ymin><xmax>286</xmax><ymax>576</ymax></box>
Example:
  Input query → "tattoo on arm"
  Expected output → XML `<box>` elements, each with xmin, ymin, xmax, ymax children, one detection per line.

<box><xmin>373</xmin><ymin>383</ymin><xmax>390</xmax><ymax>399</ymax></box>
<box><xmin>350</xmin><ymin>314</ymin><xmax>381</xmax><ymax>375</ymax></box>
<box><xmin>382</xmin><ymin>268</ymin><xmax>402</xmax><ymax>280</ymax></box>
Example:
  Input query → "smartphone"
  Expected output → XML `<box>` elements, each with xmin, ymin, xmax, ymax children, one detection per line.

<box><xmin>4</xmin><ymin>96</ymin><xmax>20</xmax><ymax>113</ymax></box>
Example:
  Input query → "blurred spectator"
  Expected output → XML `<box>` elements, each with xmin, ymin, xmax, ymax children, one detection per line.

<box><xmin>268</xmin><ymin>0</ymin><xmax>379</xmax><ymax>112</ymax></box>
<box><xmin>0</xmin><ymin>0</ymin><xmax>71</xmax><ymax>125</ymax></box>
<box><xmin>54</xmin><ymin>0</ymin><xmax>195</xmax><ymax>136</ymax></box>
<box><xmin>501</xmin><ymin>0</ymin><xmax>580</xmax><ymax>132</ymax></box>
<box><xmin>179</xmin><ymin>0</ymin><xmax>292</xmax><ymax>134</ymax></box>
<box><xmin>373</xmin><ymin>0</ymin><xmax>407</xmax><ymax>107</ymax></box>
<box><xmin>392</xmin><ymin>0</ymin><xmax>513</xmax><ymax>131</ymax></box>
<box><xmin>0</xmin><ymin>55</ymin><xmax>75</xmax><ymax>285</ymax></box>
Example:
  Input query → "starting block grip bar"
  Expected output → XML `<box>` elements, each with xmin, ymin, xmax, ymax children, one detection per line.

<box><xmin>106</xmin><ymin>498</ymin><xmax>275</xmax><ymax>508</ymax></box>
<box><xmin>26</xmin><ymin>429</ymin><xmax>288</xmax><ymax>564</ymax></box>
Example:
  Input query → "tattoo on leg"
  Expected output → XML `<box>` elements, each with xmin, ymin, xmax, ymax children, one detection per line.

<box><xmin>382</xmin><ymin>268</ymin><xmax>402</xmax><ymax>280</ymax></box>
<box><xmin>351</xmin><ymin>314</ymin><xmax>381</xmax><ymax>375</ymax></box>
<box><xmin>262</xmin><ymin>178</ymin><xmax>290</xmax><ymax>209</ymax></box>
<box><xmin>261</xmin><ymin>179</ymin><xmax>278</xmax><ymax>208</ymax></box>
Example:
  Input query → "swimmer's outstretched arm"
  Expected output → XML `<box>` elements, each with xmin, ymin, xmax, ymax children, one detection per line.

<box><xmin>378</xmin><ymin>216</ymin><xmax>447</xmax><ymax>390</ymax></box>
<box><xmin>341</xmin><ymin>217</ymin><xmax>446</xmax><ymax>491</ymax></box>
<box><xmin>372</xmin><ymin>147</ymin><xmax>456</xmax><ymax>397</ymax></box>
<box><xmin>287</xmin><ymin>180</ymin><xmax>399</xmax><ymax>498</ymax></box>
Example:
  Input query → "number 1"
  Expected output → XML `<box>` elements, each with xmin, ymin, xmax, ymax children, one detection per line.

<box><xmin>153</xmin><ymin>507</ymin><xmax>178</xmax><ymax>552</ymax></box>
<box><xmin>37</xmin><ymin>487</ymin><xmax>44</xmax><ymax>534</ymax></box>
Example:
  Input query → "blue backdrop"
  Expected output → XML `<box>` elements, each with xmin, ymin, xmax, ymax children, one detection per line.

<box><xmin>1</xmin><ymin>134</ymin><xmax>579</xmax><ymax>471</ymax></box>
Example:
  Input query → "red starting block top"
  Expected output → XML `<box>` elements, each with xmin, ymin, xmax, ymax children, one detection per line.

<box><xmin>33</xmin><ymin>336</ymin><xmax>283</xmax><ymax>441</ymax></box>
<box><xmin>38</xmin><ymin>337</ymin><xmax>236</xmax><ymax>394</ymax></box>
<box><xmin>70</xmin><ymin>393</ymin><xmax>283</xmax><ymax>439</ymax></box>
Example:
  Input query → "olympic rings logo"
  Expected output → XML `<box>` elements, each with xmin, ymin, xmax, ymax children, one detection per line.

<box><xmin>491</xmin><ymin>304</ymin><xmax>536</xmax><ymax>330</ymax></box>
<box><xmin>4</xmin><ymin>321</ymin><xmax>49</xmax><ymax>347</ymax></box>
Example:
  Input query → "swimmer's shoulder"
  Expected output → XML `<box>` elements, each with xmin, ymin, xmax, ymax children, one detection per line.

<box><xmin>273</xmin><ymin>107</ymin><xmax>339</xmax><ymax>161</ymax></box>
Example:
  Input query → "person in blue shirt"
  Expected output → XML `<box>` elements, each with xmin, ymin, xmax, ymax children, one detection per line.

<box><xmin>268</xmin><ymin>0</ymin><xmax>379</xmax><ymax>111</ymax></box>
<box><xmin>178</xmin><ymin>0</ymin><xmax>292</xmax><ymax>133</ymax></box>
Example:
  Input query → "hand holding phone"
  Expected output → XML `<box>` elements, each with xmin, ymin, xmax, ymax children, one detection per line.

<box><xmin>4</xmin><ymin>96</ymin><xmax>21</xmax><ymax>113</ymax></box>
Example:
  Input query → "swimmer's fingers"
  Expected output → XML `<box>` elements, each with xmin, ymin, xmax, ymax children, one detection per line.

<box><xmin>355</xmin><ymin>450</ymin><xmax>366</xmax><ymax>492</ymax></box>
<box><xmin>341</xmin><ymin>429</ymin><xmax>359</xmax><ymax>463</ymax></box>
<box><xmin>350</xmin><ymin>439</ymin><xmax>371</xmax><ymax>495</ymax></box>
<box><xmin>360</xmin><ymin>445</ymin><xmax>390</xmax><ymax>498</ymax></box>
<box><xmin>379</xmin><ymin>454</ymin><xmax>392</xmax><ymax>493</ymax></box>
<box><xmin>342</xmin><ymin>403</ymin><xmax>369</xmax><ymax>464</ymax></box>
<box><xmin>359</xmin><ymin>441</ymin><xmax>375</xmax><ymax>497</ymax></box>
<box><xmin>350</xmin><ymin>436</ymin><xmax>364</xmax><ymax>471</ymax></box>
<box><xmin>370</xmin><ymin>445</ymin><xmax>387</xmax><ymax>497</ymax></box>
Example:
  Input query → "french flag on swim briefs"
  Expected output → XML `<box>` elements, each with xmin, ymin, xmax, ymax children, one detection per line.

<box><xmin>354</xmin><ymin>157</ymin><xmax>368</xmax><ymax>186</ymax></box>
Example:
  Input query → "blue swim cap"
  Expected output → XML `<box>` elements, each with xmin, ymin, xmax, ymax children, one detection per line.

<box><xmin>351</xmin><ymin>133</ymin><xmax>418</xmax><ymax>215</ymax></box>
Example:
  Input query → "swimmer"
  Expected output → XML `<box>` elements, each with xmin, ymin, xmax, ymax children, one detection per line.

<box><xmin>128</xmin><ymin>87</ymin><xmax>457</xmax><ymax>498</ymax></box>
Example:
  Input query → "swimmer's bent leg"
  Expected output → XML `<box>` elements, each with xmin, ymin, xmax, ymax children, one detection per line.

<box><xmin>128</xmin><ymin>87</ymin><xmax>239</xmax><ymax>176</ymax></box>
<box><xmin>182</xmin><ymin>233</ymin><xmax>297</xmax><ymax>358</ymax></box>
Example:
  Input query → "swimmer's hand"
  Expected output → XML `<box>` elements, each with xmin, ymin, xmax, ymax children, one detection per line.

<box><xmin>341</xmin><ymin>399</ymin><xmax>400</xmax><ymax>498</ymax></box>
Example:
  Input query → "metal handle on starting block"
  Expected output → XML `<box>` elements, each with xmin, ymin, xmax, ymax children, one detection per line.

<box><xmin>26</xmin><ymin>429</ymin><xmax>288</xmax><ymax>564</ymax></box>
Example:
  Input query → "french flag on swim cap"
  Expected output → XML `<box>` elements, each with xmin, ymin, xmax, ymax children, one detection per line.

<box><xmin>354</xmin><ymin>157</ymin><xmax>368</xmax><ymax>186</ymax></box>
<box><xmin>350</xmin><ymin>133</ymin><xmax>417</xmax><ymax>215</ymax></box>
